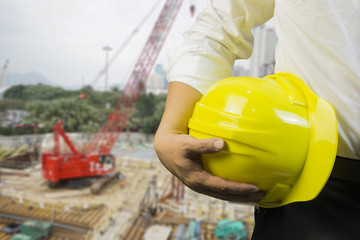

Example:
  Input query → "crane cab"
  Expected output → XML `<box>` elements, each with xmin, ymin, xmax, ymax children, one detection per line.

<box><xmin>91</xmin><ymin>153</ymin><xmax>115</xmax><ymax>173</ymax></box>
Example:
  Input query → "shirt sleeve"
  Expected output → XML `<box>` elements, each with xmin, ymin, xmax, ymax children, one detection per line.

<box><xmin>167</xmin><ymin>0</ymin><xmax>275</xmax><ymax>94</ymax></box>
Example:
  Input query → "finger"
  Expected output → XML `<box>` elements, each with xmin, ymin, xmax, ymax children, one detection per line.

<box><xmin>186</xmin><ymin>172</ymin><xmax>265</xmax><ymax>202</ymax></box>
<box><xmin>184</xmin><ymin>137</ymin><xmax>225</xmax><ymax>155</ymax></box>
<box><xmin>204</xmin><ymin>190</ymin><xmax>265</xmax><ymax>203</ymax></box>
<box><xmin>182</xmin><ymin>169</ymin><xmax>260</xmax><ymax>195</ymax></box>
<box><xmin>195</xmin><ymin>172</ymin><xmax>260</xmax><ymax>195</ymax></box>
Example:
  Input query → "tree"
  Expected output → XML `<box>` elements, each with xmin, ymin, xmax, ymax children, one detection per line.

<box><xmin>128</xmin><ymin>93</ymin><xmax>167</xmax><ymax>133</ymax></box>
<box><xmin>24</xmin><ymin>97</ymin><xmax>105</xmax><ymax>133</ymax></box>
<box><xmin>3</xmin><ymin>82</ymin><xmax>168</xmax><ymax>135</ymax></box>
<box><xmin>3</xmin><ymin>83</ymin><xmax>123</xmax><ymax>109</ymax></box>
<box><xmin>0</xmin><ymin>99</ymin><xmax>25</xmax><ymax>111</ymax></box>
<box><xmin>110</xmin><ymin>85</ymin><xmax>121</xmax><ymax>93</ymax></box>
<box><xmin>140</xmin><ymin>99</ymin><xmax>166</xmax><ymax>133</ymax></box>
<box><xmin>22</xmin><ymin>84</ymin><xmax>68</xmax><ymax>101</ymax></box>
<box><xmin>132</xmin><ymin>93</ymin><xmax>156</xmax><ymax>118</ymax></box>
<box><xmin>76</xmin><ymin>86</ymin><xmax>107</xmax><ymax>109</ymax></box>
<box><xmin>3</xmin><ymin>84</ymin><xmax>26</xmax><ymax>100</ymax></box>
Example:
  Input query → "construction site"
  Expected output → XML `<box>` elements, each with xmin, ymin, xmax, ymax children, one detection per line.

<box><xmin>0</xmin><ymin>0</ymin><xmax>256</xmax><ymax>239</ymax></box>
<box><xmin>0</xmin><ymin>132</ymin><xmax>255</xmax><ymax>240</ymax></box>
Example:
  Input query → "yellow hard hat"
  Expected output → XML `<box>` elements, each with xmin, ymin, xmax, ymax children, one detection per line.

<box><xmin>188</xmin><ymin>73</ymin><xmax>338</xmax><ymax>208</ymax></box>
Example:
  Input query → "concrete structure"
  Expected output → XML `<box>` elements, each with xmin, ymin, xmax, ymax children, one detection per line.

<box><xmin>249</xmin><ymin>26</ymin><xmax>277</xmax><ymax>77</ymax></box>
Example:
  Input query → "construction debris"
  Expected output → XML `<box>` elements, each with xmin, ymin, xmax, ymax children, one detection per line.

<box><xmin>0</xmin><ymin>152</ymin><xmax>35</xmax><ymax>169</ymax></box>
<box><xmin>0</xmin><ymin>145</ymin><xmax>38</xmax><ymax>170</ymax></box>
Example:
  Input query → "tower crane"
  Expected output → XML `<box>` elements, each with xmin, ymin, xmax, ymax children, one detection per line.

<box><xmin>41</xmin><ymin>0</ymin><xmax>185</xmax><ymax>190</ymax></box>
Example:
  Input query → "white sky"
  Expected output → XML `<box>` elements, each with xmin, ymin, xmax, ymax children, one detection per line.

<box><xmin>0</xmin><ymin>0</ymin><xmax>207</xmax><ymax>89</ymax></box>
<box><xmin>0</xmin><ymin>0</ymin><xmax>274</xmax><ymax>90</ymax></box>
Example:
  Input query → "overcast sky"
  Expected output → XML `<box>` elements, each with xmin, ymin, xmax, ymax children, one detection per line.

<box><xmin>0</xmin><ymin>0</ymin><xmax>207</xmax><ymax>89</ymax></box>
<box><xmin>0</xmin><ymin>1</ymin><xmax>274</xmax><ymax>90</ymax></box>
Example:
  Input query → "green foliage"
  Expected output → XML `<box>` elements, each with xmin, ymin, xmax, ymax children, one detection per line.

<box><xmin>141</xmin><ymin>99</ymin><xmax>166</xmax><ymax>133</ymax></box>
<box><xmin>2</xmin><ymin>83</ymin><xmax>167</xmax><ymax>135</ymax></box>
<box><xmin>24</xmin><ymin>97</ymin><xmax>105</xmax><ymax>133</ymax></box>
<box><xmin>3</xmin><ymin>84</ymin><xmax>26</xmax><ymax>100</ymax></box>
<box><xmin>4</xmin><ymin>84</ymin><xmax>69</xmax><ymax>101</ymax></box>
<box><xmin>132</xmin><ymin>93</ymin><xmax>157</xmax><ymax>118</ymax></box>
<box><xmin>0</xmin><ymin>98</ymin><xmax>25</xmax><ymax>111</ymax></box>
<box><xmin>75</xmin><ymin>86</ymin><xmax>105</xmax><ymax>108</ymax></box>
<box><xmin>110</xmin><ymin>85</ymin><xmax>121</xmax><ymax>93</ymax></box>
<box><xmin>0</xmin><ymin>126</ymin><xmax>36</xmax><ymax>136</ymax></box>
<box><xmin>129</xmin><ymin>93</ymin><xmax>167</xmax><ymax>133</ymax></box>
<box><xmin>0</xmin><ymin>127</ymin><xmax>12</xmax><ymax>135</ymax></box>
<box><xmin>22</xmin><ymin>84</ymin><xmax>68</xmax><ymax>101</ymax></box>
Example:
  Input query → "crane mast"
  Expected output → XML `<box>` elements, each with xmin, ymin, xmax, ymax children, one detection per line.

<box><xmin>85</xmin><ymin>0</ymin><xmax>184</xmax><ymax>153</ymax></box>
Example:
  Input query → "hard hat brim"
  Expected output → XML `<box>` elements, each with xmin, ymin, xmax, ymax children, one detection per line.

<box><xmin>259</xmin><ymin>73</ymin><xmax>338</xmax><ymax>208</ymax></box>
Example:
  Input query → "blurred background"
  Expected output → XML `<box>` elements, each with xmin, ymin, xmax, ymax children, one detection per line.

<box><xmin>0</xmin><ymin>0</ymin><xmax>276</xmax><ymax>239</ymax></box>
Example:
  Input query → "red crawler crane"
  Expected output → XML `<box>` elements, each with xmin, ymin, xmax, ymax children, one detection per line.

<box><xmin>42</xmin><ymin>0</ymin><xmax>184</xmax><ymax>189</ymax></box>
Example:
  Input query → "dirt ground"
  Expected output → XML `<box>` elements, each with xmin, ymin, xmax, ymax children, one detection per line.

<box><xmin>0</xmin><ymin>148</ymin><xmax>255</xmax><ymax>239</ymax></box>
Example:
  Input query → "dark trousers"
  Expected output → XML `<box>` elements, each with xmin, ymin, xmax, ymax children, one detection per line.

<box><xmin>252</xmin><ymin>175</ymin><xmax>360</xmax><ymax>239</ymax></box>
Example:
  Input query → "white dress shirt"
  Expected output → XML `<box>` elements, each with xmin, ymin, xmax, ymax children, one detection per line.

<box><xmin>167</xmin><ymin>0</ymin><xmax>360</xmax><ymax>159</ymax></box>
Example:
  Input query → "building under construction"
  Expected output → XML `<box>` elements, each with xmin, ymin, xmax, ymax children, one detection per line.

<box><xmin>0</xmin><ymin>136</ymin><xmax>255</xmax><ymax>240</ymax></box>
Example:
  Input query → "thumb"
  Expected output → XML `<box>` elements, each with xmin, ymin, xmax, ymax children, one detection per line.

<box><xmin>186</xmin><ymin>137</ymin><xmax>225</xmax><ymax>154</ymax></box>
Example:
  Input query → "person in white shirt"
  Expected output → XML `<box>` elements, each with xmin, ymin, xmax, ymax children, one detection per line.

<box><xmin>154</xmin><ymin>0</ymin><xmax>360</xmax><ymax>239</ymax></box>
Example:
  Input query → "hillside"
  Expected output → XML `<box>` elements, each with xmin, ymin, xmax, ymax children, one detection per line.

<box><xmin>2</xmin><ymin>71</ymin><xmax>55</xmax><ymax>86</ymax></box>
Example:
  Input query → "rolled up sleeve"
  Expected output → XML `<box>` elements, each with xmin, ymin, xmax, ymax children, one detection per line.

<box><xmin>167</xmin><ymin>0</ymin><xmax>274</xmax><ymax>94</ymax></box>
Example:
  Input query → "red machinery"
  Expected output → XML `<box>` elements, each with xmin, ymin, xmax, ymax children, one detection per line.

<box><xmin>42</xmin><ymin>121</ymin><xmax>117</xmax><ymax>184</ymax></box>
<box><xmin>42</xmin><ymin>0</ymin><xmax>184</xmax><ymax>186</ymax></box>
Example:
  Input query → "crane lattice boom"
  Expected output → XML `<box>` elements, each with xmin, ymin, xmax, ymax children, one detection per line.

<box><xmin>86</xmin><ymin>0</ymin><xmax>184</xmax><ymax>153</ymax></box>
<box><xmin>42</xmin><ymin>0</ymin><xmax>185</xmax><ymax>186</ymax></box>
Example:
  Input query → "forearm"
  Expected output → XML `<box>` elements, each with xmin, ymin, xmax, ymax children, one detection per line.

<box><xmin>155</xmin><ymin>81</ymin><xmax>202</xmax><ymax>136</ymax></box>
<box><xmin>154</xmin><ymin>81</ymin><xmax>202</xmax><ymax>177</ymax></box>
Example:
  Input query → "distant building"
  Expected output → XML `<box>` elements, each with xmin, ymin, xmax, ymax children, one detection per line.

<box><xmin>154</xmin><ymin>64</ymin><xmax>165</xmax><ymax>76</ymax></box>
<box><xmin>145</xmin><ymin>64</ymin><xmax>168</xmax><ymax>95</ymax></box>
<box><xmin>232</xmin><ymin>64</ymin><xmax>249</xmax><ymax>77</ymax></box>
<box><xmin>249</xmin><ymin>26</ymin><xmax>277</xmax><ymax>77</ymax></box>
<box><xmin>1</xmin><ymin>109</ymin><xmax>28</xmax><ymax>127</ymax></box>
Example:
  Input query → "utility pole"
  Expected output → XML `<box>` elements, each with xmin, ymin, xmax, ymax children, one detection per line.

<box><xmin>0</xmin><ymin>59</ymin><xmax>10</xmax><ymax>87</ymax></box>
<box><xmin>102</xmin><ymin>45</ymin><xmax>112</xmax><ymax>92</ymax></box>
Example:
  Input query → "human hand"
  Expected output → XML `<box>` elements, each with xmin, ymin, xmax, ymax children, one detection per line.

<box><xmin>154</xmin><ymin>132</ymin><xmax>265</xmax><ymax>203</ymax></box>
